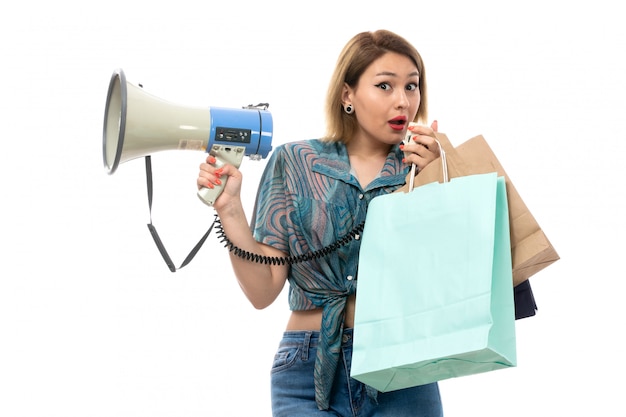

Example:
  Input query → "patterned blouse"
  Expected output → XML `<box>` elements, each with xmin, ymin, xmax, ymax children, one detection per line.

<box><xmin>251</xmin><ymin>139</ymin><xmax>409</xmax><ymax>410</ymax></box>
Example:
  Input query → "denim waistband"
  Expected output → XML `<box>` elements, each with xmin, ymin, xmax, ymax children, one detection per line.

<box><xmin>278</xmin><ymin>328</ymin><xmax>354</xmax><ymax>350</ymax></box>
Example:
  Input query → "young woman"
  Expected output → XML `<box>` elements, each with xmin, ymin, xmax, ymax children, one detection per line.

<box><xmin>197</xmin><ymin>29</ymin><xmax>444</xmax><ymax>416</ymax></box>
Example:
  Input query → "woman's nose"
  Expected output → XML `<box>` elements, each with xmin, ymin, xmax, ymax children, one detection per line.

<box><xmin>395</xmin><ymin>90</ymin><xmax>409</xmax><ymax>109</ymax></box>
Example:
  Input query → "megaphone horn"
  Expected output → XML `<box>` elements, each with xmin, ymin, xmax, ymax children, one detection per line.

<box><xmin>102</xmin><ymin>68</ymin><xmax>273</xmax><ymax>205</ymax></box>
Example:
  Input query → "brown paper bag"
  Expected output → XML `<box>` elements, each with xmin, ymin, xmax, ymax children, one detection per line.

<box><xmin>398</xmin><ymin>132</ymin><xmax>559</xmax><ymax>285</ymax></box>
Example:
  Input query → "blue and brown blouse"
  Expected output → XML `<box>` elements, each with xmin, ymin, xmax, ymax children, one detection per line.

<box><xmin>251</xmin><ymin>139</ymin><xmax>409</xmax><ymax>410</ymax></box>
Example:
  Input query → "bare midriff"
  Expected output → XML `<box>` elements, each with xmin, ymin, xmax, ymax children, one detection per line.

<box><xmin>285</xmin><ymin>294</ymin><xmax>356</xmax><ymax>330</ymax></box>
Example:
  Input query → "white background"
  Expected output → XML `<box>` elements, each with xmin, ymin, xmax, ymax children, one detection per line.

<box><xmin>1</xmin><ymin>1</ymin><xmax>624</xmax><ymax>416</ymax></box>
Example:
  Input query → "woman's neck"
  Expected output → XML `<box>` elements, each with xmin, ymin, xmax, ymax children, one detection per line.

<box><xmin>346</xmin><ymin>138</ymin><xmax>392</xmax><ymax>188</ymax></box>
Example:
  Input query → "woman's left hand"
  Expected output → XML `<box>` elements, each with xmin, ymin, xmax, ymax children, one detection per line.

<box><xmin>402</xmin><ymin>120</ymin><xmax>441</xmax><ymax>171</ymax></box>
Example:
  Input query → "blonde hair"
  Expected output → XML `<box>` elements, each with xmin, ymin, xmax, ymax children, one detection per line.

<box><xmin>323</xmin><ymin>30</ymin><xmax>428</xmax><ymax>143</ymax></box>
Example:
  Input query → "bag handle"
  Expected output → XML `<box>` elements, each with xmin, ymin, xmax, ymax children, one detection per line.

<box><xmin>408</xmin><ymin>139</ymin><xmax>449</xmax><ymax>192</ymax></box>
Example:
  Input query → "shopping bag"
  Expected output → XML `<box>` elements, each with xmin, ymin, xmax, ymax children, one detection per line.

<box><xmin>351</xmin><ymin>171</ymin><xmax>517</xmax><ymax>392</ymax></box>
<box><xmin>398</xmin><ymin>132</ymin><xmax>559</xmax><ymax>285</ymax></box>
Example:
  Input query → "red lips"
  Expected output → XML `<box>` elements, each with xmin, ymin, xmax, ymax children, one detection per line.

<box><xmin>388</xmin><ymin>116</ymin><xmax>407</xmax><ymax>131</ymax></box>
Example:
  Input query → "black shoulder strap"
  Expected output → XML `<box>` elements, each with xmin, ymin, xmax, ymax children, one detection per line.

<box><xmin>145</xmin><ymin>156</ymin><xmax>216</xmax><ymax>272</ymax></box>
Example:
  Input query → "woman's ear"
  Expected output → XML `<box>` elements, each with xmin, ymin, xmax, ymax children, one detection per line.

<box><xmin>341</xmin><ymin>83</ymin><xmax>352</xmax><ymax>105</ymax></box>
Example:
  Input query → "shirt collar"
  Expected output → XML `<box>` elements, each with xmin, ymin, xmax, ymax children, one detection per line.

<box><xmin>310</xmin><ymin>140</ymin><xmax>410</xmax><ymax>191</ymax></box>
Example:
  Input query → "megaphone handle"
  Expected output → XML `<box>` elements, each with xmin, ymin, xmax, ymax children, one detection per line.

<box><xmin>197</xmin><ymin>145</ymin><xmax>245</xmax><ymax>206</ymax></box>
<box><xmin>197</xmin><ymin>177</ymin><xmax>228</xmax><ymax>206</ymax></box>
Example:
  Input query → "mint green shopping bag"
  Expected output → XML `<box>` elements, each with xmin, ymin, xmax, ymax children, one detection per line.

<box><xmin>351</xmin><ymin>172</ymin><xmax>516</xmax><ymax>392</ymax></box>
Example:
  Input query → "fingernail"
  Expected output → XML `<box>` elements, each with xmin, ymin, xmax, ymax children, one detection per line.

<box><xmin>207</xmin><ymin>182</ymin><xmax>214</xmax><ymax>189</ymax></box>
<box><xmin>402</xmin><ymin>157</ymin><xmax>407</xmax><ymax>163</ymax></box>
<box><xmin>215</xmin><ymin>168</ymin><xmax>223</xmax><ymax>176</ymax></box>
<box><xmin>399</xmin><ymin>144</ymin><xmax>404</xmax><ymax>150</ymax></box>
<box><xmin>215</xmin><ymin>178</ymin><xmax>222</xmax><ymax>185</ymax></box>
<box><xmin>209</xmin><ymin>156</ymin><xmax>216</xmax><ymax>164</ymax></box>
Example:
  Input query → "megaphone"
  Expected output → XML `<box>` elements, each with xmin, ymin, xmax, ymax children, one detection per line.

<box><xmin>103</xmin><ymin>68</ymin><xmax>273</xmax><ymax>206</ymax></box>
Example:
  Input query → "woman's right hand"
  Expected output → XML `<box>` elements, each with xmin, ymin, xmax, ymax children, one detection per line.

<box><xmin>197</xmin><ymin>153</ymin><xmax>289</xmax><ymax>309</ymax></box>
<box><xmin>197</xmin><ymin>154</ymin><xmax>243</xmax><ymax>210</ymax></box>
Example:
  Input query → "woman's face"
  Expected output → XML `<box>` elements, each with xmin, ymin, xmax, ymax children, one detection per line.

<box><xmin>344</xmin><ymin>52</ymin><xmax>421</xmax><ymax>146</ymax></box>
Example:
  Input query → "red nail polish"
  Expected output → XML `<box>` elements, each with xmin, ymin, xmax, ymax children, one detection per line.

<box><xmin>399</xmin><ymin>144</ymin><xmax>404</xmax><ymax>150</ymax></box>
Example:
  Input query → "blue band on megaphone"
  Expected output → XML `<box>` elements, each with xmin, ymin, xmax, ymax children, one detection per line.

<box><xmin>208</xmin><ymin>106</ymin><xmax>273</xmax><ymax>159</ymax></box>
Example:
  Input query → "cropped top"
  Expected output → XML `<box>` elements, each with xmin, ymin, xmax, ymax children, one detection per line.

<box><xmin>251</xmin><ymin>139</ymin><xmax>409</xmax><ymax>410</ymax></box>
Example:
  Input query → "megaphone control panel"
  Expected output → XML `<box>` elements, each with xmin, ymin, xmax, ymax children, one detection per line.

<box><xmin>215</xmin><ymin>127</ymin><xmax>250</xmax><ymax>143</ymax></box>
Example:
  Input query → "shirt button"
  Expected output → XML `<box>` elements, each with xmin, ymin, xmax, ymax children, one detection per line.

<box><xmin>358</xmin><ymin>193</ymin><xmax>364</xmax><ymax>200</ymax></box>
<box><xmin>354</xmin><ymin>234</ymin><xmax>360</xmax><ymax>240</ymax></box>
<box><xmin>347</xmin><ymin>275</ymin><xmax>354</xmax><ymax>281</ymax></box>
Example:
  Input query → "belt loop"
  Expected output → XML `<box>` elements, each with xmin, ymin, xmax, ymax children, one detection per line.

<box><xmin>302</xmin><ymin>331</ymin><xmax>312</xmax><ymax>361</ymax></box>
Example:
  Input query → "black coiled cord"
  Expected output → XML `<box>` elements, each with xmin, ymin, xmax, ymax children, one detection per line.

<box><xmin>214</xmin><ymin>214</ymin><xmax>365</xmax><ymax>265</ymax></box>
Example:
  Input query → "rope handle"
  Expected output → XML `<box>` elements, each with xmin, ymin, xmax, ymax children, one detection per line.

<box><xmin>408</xmin><ymin>139</ymin><xmax>448</xmax><ymax>192</ymax></box>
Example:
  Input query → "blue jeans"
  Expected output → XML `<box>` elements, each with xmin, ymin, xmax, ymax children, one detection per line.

<box><xmin>270</xmin><ymin>329</ymin><xmax>443</xmax><ymax>417</ymax></box>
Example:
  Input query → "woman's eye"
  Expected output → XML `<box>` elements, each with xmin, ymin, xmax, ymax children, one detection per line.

<box><xmin>406</xmin><ymin>83</ymin><xmax>418</xmax><ymax>91</ymax></box>
<box><xmin>375</xmin><ymin>82</ymin><xmax>391</xmax><ymax>91</ymax></box>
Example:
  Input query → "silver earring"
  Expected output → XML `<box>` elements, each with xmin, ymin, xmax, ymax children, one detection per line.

<box><xmin>344</xmin><ymin>104</ymin><xmax>354</xmax><ymax>114</ymax></box>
